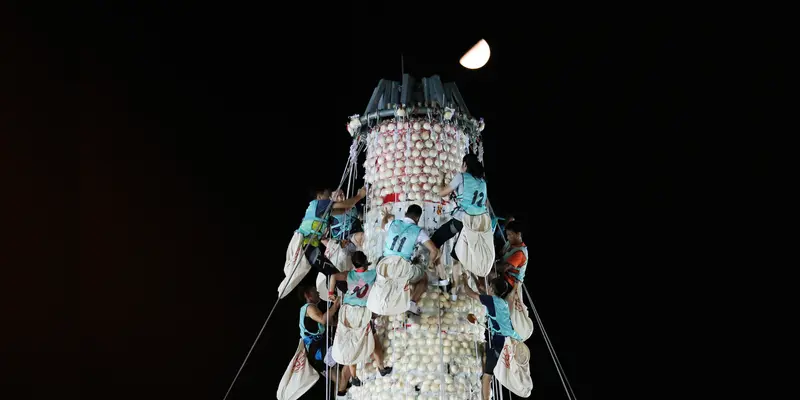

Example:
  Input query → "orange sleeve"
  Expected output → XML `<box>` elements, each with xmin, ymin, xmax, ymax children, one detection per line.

<box><xmin>505</xmin><ymin>251</ymin><xmax>527</xmax><ymax>268</ymax></box>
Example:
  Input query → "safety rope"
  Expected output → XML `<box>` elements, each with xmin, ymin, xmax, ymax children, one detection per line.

<box><xmin>221</xmin><ymin>141</ymin><xmax>361</xmax><ymax>400</ymax></box>
<box><xmin>437</xmin><ymin>292</ymin><xmax>445</xmax><ymax>400</ymax></box>
<box><xmin>488</xmin><ymin>200</ymin><xmax>577</xmax><ymax>400</ymax></box>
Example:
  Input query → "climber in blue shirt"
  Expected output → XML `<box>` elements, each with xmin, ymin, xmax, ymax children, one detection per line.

<box><xmin>297</xmin><ymin>187</ymin><xmax>366</xmax><ymax>277</ymax></box>
<box><xmin>297</xmin><ymin>285</ymin><xmax>349</xmax><ymax>393</ymax></box>
<box><xmin>431</xmin><ymin>154</ymin><xmax>488</xmax><ymax>261</ymax></box>
<box><xmin>461</xmin><ymin>274</ymin><xmax>521</xmax><ymax>400</ymax></box>
<box><xmin>328</xmin><ymin>189</ymin><xmax>365</xmax><ymax>252</ymax></box>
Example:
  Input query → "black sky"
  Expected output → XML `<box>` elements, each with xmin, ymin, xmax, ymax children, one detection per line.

<box><xmin>2</xmin><ymin>2</ymin><xmax>780</xmax><ymax>400</ymax></box>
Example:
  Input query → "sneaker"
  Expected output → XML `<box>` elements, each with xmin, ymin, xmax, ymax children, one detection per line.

<box><xmin>378</xmin><ymin>366</ymin><xmax>393</xmax><ymax>376</ymax></box>
<box><xmin>350</xmin><ymin>377</ymin><xmax>362</xmax><ymax>387</ymax></box>
<box><xmin>336</xmin><ymin>391</ymin><xmax>349</xmax><ymax>400</ymax></box>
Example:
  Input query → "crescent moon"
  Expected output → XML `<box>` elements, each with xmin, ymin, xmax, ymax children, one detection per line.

<box><xmin>459</xmin><ymin>39</ymin><xmax>491</xmax><ymax>69</ymax></box>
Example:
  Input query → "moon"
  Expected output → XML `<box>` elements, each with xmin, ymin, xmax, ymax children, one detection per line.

<box><xmin>459</xmin><ymin>39</ymin><xmax>491</xmax><ymax>69</ymax></box>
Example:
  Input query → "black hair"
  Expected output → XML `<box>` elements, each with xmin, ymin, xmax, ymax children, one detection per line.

<box><xmin>405</xmin><ymin>204</ymin><xmax>422</xmax><ymax>219</ymax></box>
<box><xmin>491</xmin><ymin>277</ymin><xmax>511</xmax><ymax>299</ymax></box>
<box><xmin>463</xmin><ymin>154</ymin><xmax>485</xmax><ymax>180</ymax></box>
<box><xmin>505</xmin><ymin>220</ymin><xmax>523</xmax><ymax>236</ymax></box>
<box><xmin>352</xmin><ymin>251</ymin><xmax>370</xmax><ymax>268</ymax></box>
<box><xmin>296</xmin><ymin>285</ymin><xmax>317</xmax><ymax>302</ymax></box>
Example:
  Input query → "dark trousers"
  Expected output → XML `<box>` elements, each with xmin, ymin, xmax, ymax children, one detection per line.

<box><xmin>431</xmin><ymin>219</ymin><xmax>464</xmax><ymax>261</ymax></box>
<box><xmin>305</xmin><ymin>244</ymin><xmax>339</xmax><ymax>277</ymax></box>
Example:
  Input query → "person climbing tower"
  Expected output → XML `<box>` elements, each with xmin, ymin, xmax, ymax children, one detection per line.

<box><xmin>432</xmin><ymin>154</ymin><xmax>495</xmax><ymax>278</ymax></box>
<box><xmin>461</xmin><ymin>274</ymin><xmax>522</xmax><ymax>400</ymax></box>
<box><xmin>328</xmin><ymin>251</ymin><xmax>391</xmax><ymax>388</ymax></box>
<box><xmin>329</xmin><ymin>189</ymin><xmax>365</xmax><ymax>251</ymax></box>
<box><xmin>499</xmin><ymin>220</ymin><xmax>528</xmax><ymax>288</ymax></box>
<box><xmin>277</xmin><ymin>187</ymin><xmax>366</xmax><ymax>298</ymax></box>
<box><xmin>296</xmin><ymin>285</ymin><xmax>350</xmax><ymax>394</ymax></box>
<box><xmin>369</xmin><ymin>204</ymin><xmax>441</xmax><ymax>316</ymax></box>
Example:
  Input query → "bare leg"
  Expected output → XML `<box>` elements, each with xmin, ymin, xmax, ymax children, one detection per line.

<box><xmin>451</xmin><ymin>261</ymin><xmax>463</xmax><ymax>294</ymax></box>
<box><xmin>351</xmin><ymin>232</ymin><xmax>364</xmax><ymax>249</ymax></box>
<box><xmin>482</xmin><ymin>374</ymin><xmax>492</xmax><ymax>400</ymax></box>
<box><xmin>372</xmin><ymin>335</ymin><xmax>385</xmax><ymax>369</ymax></box>
<box><xmin>348</xmin><ymin>364</ymin><xmax>357</xmax><ymax>380</ymax></box>
<box><xmin>411</xmin><ymin>274</ymin><xmax>428</xmax><ymax>302</ymax></box>
<box><xmin>337</xmin><ymin>366</ymin><xmax>350</xmax><ymax>391</ymax></box>
<box><xmin>435</xmin><ymin>259</ymin><xmax>448</xmax><ymax>282</ymax></box>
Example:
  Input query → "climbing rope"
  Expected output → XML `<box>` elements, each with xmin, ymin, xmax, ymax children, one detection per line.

<box><xmin>221</xmin><ymin>141</ymin><xmax>362</xmax><ymax>400</ymax></box>
<box><xmin>488</xmin><ymin>200</ymin><xmax>578</xmax><ymax>400</ymax></box>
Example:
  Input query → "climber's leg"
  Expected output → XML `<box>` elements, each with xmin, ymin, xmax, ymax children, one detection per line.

<box><xmin>410</xmin><ymin>273</ymin><xmax>428</xmax><ymax>303</ymax></box>
<box><xmin>482</xmin><ymin>374</ymin><xmax>492</xmax><ymax>400</ymax></box>
<box><xmin>350</xmin><ymin>231</ymin><xmax>364</xmax><ymax>250</ymax></box>
<box><xmin>335</xmin><ymin>366</ymin><xmax>350</xmax><ymax>396</ymax></box>
<box><xmin>306</xmin><ymin>244</ymin><xmax>338</xmax><ymax>277</ymax></box>
<box><xmin>370</xmin><ymin>321</ymin><xmax>384</xmax><ymax>368</ymax></box>
<box><xmin>430</xmin><ymin>219</ymin><xmax>462</xmax><ymax>248</ymax></box>
<box><xmin>348</xmin><ymin>220</ymin><xmax>365</xmax><ymax>250</ymax></box>
<box><xmin>369</xmin><ymin>320</ymin><xmax>393</xmax><ymax>376</ymax></box>
<box><xmin>348</xmin><ymin>364</ymin><xmax>359</xmax><ymax>385</ymax></box>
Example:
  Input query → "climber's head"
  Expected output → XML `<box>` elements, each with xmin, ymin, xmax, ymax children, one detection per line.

<box><xmin>299</xmin><ymin>285</ymin><xmax>320</xmax><ymax>303</ymax></box>
<box><xmin>405</xmin><ymin>204</ymin><xmax>423</xmax><ymax>224</ymax></box>
<box><xmin>331</xmin><ymin>189</ymin><xmax>345</xmax><ymax>202</ymax></box>
<box><xmin>505</xmin><ymin>220</ymin><xmax>523</xmax><ymax>245</ymax></box>
<box><xmin>490</xmin><ymin>277</ymin><xmax>511</xmax><ymax>299</ymax></box>
<box><xmin>462</xmin><ymin>154</ymin><xmax>485</xmax><ymax>179</ymax></box>
<box><xmin>351</xmin><ymin>251</ymin><xmax>371</xmax><ymax>270</ymax></box>
<box><xmin>315</xmin><ymin>188</ymin><xmax>332</xmax><ymax>200</ymax></box>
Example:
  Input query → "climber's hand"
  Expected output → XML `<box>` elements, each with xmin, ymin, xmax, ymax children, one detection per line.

<box><xmin>357</xmin><ymin>187</ymin><xmax>367</xmax><ymax>198</ymax></box>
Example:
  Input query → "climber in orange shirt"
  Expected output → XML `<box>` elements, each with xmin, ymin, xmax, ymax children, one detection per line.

<box><xmin>498</xmin><ymin>221</ymin><xmax>528</xmax><ymax>288</ymax></box>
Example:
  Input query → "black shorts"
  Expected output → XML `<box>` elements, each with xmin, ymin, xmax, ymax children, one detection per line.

<box><xmin>484</xmin><ymin>343</ymin><xmax>501</xmax><ymax>375</ymax></box>
<box><xmin>307</xmin><ymin>338</ymin><xmax>328</xmax><ymax>373</ymax></box>
<box><xmin>483</xmin><ymin>337</ymin><xmax>505</xmax><ymax>375</ymax></box>
<box><xmin>349</xmin><ymin>219</ymin><xmax>364</xmax><ymax>236</ymax></box>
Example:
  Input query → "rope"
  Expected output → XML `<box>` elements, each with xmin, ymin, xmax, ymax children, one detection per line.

<box><xmin>522</xmin><ymin>283</ymin><xmax>576</xmax><ymax>400</ymax></box>
<box><xmin>487</xmin><ymin>198</ymin><xmax>577</xmax><ymax>400</ymax></box>
<box><xmin>325</xmin><ymin>281</ymin><xmax>331</xmax><ymax>400</ymax></box>
<box><xmin>221</xmin><ymin>143</ymin><xmax>361</xmax><ymax>400</ymax></box>
<box><xmin>438</xmin><ymin>293</ymin><xmax>445</xmax><ymax>400</ymax></box>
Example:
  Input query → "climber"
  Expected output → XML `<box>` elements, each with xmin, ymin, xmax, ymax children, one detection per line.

<box><xmin>329</xmin><ymin>189</ymin><xmax>365</xmax><ymax>251</ymax></box>
<box><xmin>432</xmin><ymin>154</ymin><xmax>495</xmax><ymax>279</ymax></box>
<box><xmin>297</xmin><ymin>187</ymin><xmax>367</xmax><ymax>277</ymax></box>
<box><xmin>297</xmin><ymin>285</ymin><xmax>350</xmax><ymax>393</ymax></box>
<box><xmin>328</xmin><ymin>251</ymin><xmax>391</xmax><ymax>386</ymax></box>
<box><xmin>380</xmin><ymin>204</ymin><xmax>442</xmax><ymax>314</ymax></box>
<box><xmin>498</xmin><ymin>220</ymin><xmax>528</xmax><ymax>288</ymax></box>
<box><xmin>431</xmin><ymin>153</ymin><xmax>488</xmax><ymax>248</ymax></box>
<box><xmin>461</xmin><ymin>274</ymin><xmax>522</xmax><ymax>400</ymax></box>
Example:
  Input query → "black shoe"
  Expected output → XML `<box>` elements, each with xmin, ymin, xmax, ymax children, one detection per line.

<box><xmin>350</xmin><ymin>377</ymin><xmax>362</xmax><ymax>387</ymax></box>
<box><xmin>346</xmin><ymin>380</ymin><xmax>353</xmax><ymax>389</ymax></box>
<box><xmin>378</xmin><ymin>366</ymin><xmax>393</xmax><ymax>376</ymax></box>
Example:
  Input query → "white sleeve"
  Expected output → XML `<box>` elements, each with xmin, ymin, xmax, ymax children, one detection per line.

<box><xmin>448</xmin><ymin>173</ymin><xmax>463</xmax><ymax>191</ymax></box>
<box><xmin>416</xmin><ymin>228</ymin><xmax>431</xmax><ymax>245</ymax></box>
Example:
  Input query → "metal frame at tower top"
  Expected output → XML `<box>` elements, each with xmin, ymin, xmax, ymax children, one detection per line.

<box><xmin>364</xmin><ymin>74</ymin><xmax>472</xmax><ymax>118</ymax></box>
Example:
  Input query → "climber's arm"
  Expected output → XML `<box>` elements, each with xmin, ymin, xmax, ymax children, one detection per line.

<box><xmin>333</xmin><ymin>187</ymin><xmax>366</xmax><ymax>210</ymax></box>
<box><xmin>307</xmin><ymin>300</ymin><xmax>340</xmax><ymax>325</ymax></box>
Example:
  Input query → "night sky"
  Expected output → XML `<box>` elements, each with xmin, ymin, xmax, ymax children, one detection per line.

<box><xmin>3</xmin><ymin>3</ymin><xmax>776</xmax><ymax>400</ymax></box>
